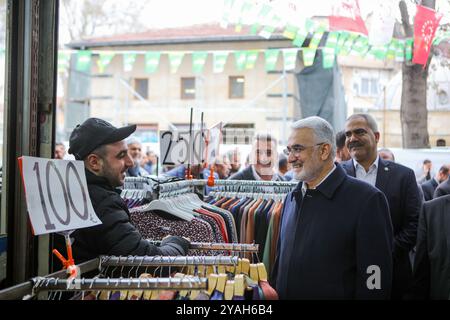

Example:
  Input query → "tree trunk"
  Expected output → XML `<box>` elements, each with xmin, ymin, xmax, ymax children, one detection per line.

<box><xmin>400</xmin><ymin>63</ymin><xmax>430</xmax><ymax>148</ymax></box>
<box><xmin>399</xmin><ymin>0</ymin><xmax>435</xmax><ymax>148</ymax></box>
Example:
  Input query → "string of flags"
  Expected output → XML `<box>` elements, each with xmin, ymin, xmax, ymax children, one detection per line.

<box><xmin>58</xmin><ymin>31</ymin><xmax>419</xmax><ymax>75</ymax></box>
<box><xmin>57</xmin><ymin>1</ymin><xmax>448</xmax><ymax>74</ymax></box>
<box><xmin>222</xmin><ymin>0</ymin><xmax>448</xmax><ymax>67</ymax></box>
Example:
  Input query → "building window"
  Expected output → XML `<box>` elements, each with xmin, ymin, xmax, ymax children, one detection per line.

<box><xmin>229</xmin><ymin>76</ymin><xmax>245</xmax><ymax>99</ymax></box>
<box><xmin>222</xmin><ymin>123</ymin><xmax>255</xmax><ymax>145</ymax></box>
<box><xmin>359</xmin><ymin>78</ymin><xmax>379</xmax><ymax>97</ymax></box>
<box><xmin>134</xmin><ymin>124</ymin><xmax>159</xmax><ymax>144</ymax></box>
<box><xmin>437</xmin><ymin>139</ymin><xmax>446</xmax><ymax>147</ymax></box>
<box><xmin>438</xmin><ymin>90</ymin><xmax>449</xmax><ymax>105</ymax></box>
<box><xmin>181</xmin><ymin>77</ymin><xmax>196</xmax><ymax>99</ymax></box>
<box><xmin>134</xmin><ymin>78</ymin><xmax>148</xmax><ymax>99</ymax></box>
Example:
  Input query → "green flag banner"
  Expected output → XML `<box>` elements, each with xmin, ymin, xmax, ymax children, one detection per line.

<box><xmin>234</xmin><ymin>51</ymin><xmax>247</xmax><ymax>71</ymax></box>
<box><xmin>235</xmin><ymin>0</ymin><xmax>254</xmax><ymax>32</ymax></box>
<box><xmin>325</xmin><ymin>31</ymin><xmax>340</xmax><ymax>50</ymax></box>
<box><xmin>245</xmin><ymin>50</ymin><xmax>259</xmax><ymax>69</ymax></box>
<box><xmin>302</xmin><ymin>48</ymin><xmax>316</xmax><ymax>67</ymax></box>
<box><xmin>283</xmin><ymin>48</ymin><xmax>298</xmax><ymax>70</ymax></box>
<box><xmin>75</xmin><ymin>50</ymin><xmax>92</xmax><ymax>72</ymax></box>
<box><xmin>58</xmin><ymin>52</ymin><xmax>71</xmax><ymax>73</ymax></box>
<box><xmin>340</xmin><ymin>33</ymin><xmax>359</xmax><ymax>56</ymax></box>
<box><xmin>395</xmin><ymin>40</ymin><xmax>405</xmax><ymax>62</ymax></box>
<box><xmin>145</xmin><ymin>51</ymin><xmax>161</xmax><ymax>74</ymax></box>
<box><xmin>386</xmin><ymin>39</ymin><xmax>398</xmax><ymax>60</ymax></box>
<box><xmin>97</xmin><ymin>52</ymin><xmax>115</xmax><ymax>73</ymax></box>
<box><xmin>265</xmin><ymin>49</ymin><xmax>279</xmax><ymax>72</ymax></box>
<box><xmin>309</xmin><ymin>26</ymin><xmax>325</xmax><ymax>50</ymax></box>
<box><xmin>259</xmin><ymin>15</ymin><xmax>281</xmax><ymax>39</ymax></box>
<box><xmin>283</xmin><ymin>24</ymin><xmax>298</xmax><ymax>40</ymax></box>
<box><xmin>250</xmin><ymin>3</ymin><xmax>272</xmax><ymax>35</ymax></box>
<box><xmin>213</xmin><ymin>51</ymin><xmax>229</xmax><ymax>73</ymax></box>
<box><xmin>250</xmin><ymin>23</ymin><xmax>260</xmax><ymax>35</ymax></box>
<box><xmin>352</xmin><ymin>36</ymin><xmax>369</xmax><ymax>56</ymax></box>
<box><xmin>305</xmin><ymin>19</ymin><xmax>315</xmax><ymax>33</ymax></box>
<box><xmin>168</xmin><ymin>52</ymin><xmax>185</xmax><ymax>74</ymax></box>
<box><xmin>433</xmin><ymin>31</ymin><xmax>450</xmax><ymax>45</ymax></box>
<box><xmin>145</xmin><ymin>52</ymin><xmax>161</xmax><ymax>74</ymax></box>
<box><xmin>322</xmin><ymin>47</ymin><xmax>335</xmax><ymax>69</ymax></box>
<box><xmin>369</xmin><ymin>45</ymin><xmax>388</xmax><ymax>60</ymax></box>
<box><xmin>123</xmin><ymin>53</ymin><xmax>137</xmax><ymax>72</ymax></box>
<box><xmin>192</xmin><ymin>52</ymin><xmax>208</xmax><ymax>74</ymax></box>
<box><xmin>405</xmin><ymin>38</ymin><xmax>413</xmax><ymax>61</ymax></box>
<box><xmin>335</xmin><ymin>32</ymin><xmax>350</xmax><ymax>55</ymax></box>
<box><xmin>293</xmin><ymin>29</ymin><xmax>308</xmax><ymax>48</ymax></box>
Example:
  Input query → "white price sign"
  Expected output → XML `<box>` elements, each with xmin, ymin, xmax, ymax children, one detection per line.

<box><xmin>205</xmin><ymin>122</ymin><xmax>223</xmax><ymax>165</ymax></box>
<box><xmin>160</xmin><ymin>130</ymin><xmax>205</xmax><ymax>166</ymax></box>
<box><xmin>20</xmin><ymin>156</ymin><xmax>101</xmax><ymax>235</ymax></box>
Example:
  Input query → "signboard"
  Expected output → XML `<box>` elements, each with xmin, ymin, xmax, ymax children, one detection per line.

<box><xmin>160</xmin><ymin>130</ymin><xmax>205</xmax><ymax>166</ymax></box>
<box><xmin>19</xmin><ymin>157</ymin><xmax>101</xmax><ymax>235</ymax></box>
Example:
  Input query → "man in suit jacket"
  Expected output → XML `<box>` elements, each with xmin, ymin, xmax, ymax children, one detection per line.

<box><xmin>228</xmin><ymin>133</ymin><xmax>285</xmax><ymax>181</ymax></box>
<box><xmin>272</xmin><ymin>116</ymin><xmax>393</xmax><ymax>299</ymax></box>
<box><xmin>341</xmin><ymin>113</ymin><xmax>422</xmax><ymax>300</ymax></box>
<box><xmin>409</xmin><ymin>195</ymin><xmax>450</xmax><ymax>299</ymax></box>
<box><xmin>422</xmin><ymin>165</ymin><xmax>449</xmax><ymax>201</ymax></box>
<box><xmin>434</xmin><ymin>176</ymin><xmax>450</xmax><ymax>199</ymax></box>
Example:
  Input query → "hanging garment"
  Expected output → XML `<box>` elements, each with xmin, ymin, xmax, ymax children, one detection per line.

<box><xmin>130</xmin><ymin>210</ymin><xmax>215</xmax><ymax>244</ymax></box>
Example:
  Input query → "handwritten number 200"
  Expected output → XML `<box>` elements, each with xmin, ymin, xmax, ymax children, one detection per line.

<box><xmin>33</xmin><ymin>161</ymin><xmax>89</xmax><ymax>230</ymax></box>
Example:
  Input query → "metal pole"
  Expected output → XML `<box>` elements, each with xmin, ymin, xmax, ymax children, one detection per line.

<box><xmin>282</xmin><ymin>65</ymin><xmax>288</xmax><ymax>145</ymax></box>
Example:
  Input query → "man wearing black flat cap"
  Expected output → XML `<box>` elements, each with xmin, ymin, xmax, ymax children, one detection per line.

<box><xmin>58</xmin><ymin>118</ymin><xmax>190</xmax><ymax>264</ymax></box>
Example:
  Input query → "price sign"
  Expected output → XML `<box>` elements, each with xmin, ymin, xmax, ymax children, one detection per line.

<box><xmin>19</xmin><ymin>156</ymin><xmax>101</xmax><ymax>235</ymax></box>
<box><xmin>205</xmin><ymin>122</ymin><xmax>223</xmax><ymax>165</ymax></box>
<box><xmin>160</xmin><ymin>130</ymin><xmax>205</xmax><ymax>166</ymax></box>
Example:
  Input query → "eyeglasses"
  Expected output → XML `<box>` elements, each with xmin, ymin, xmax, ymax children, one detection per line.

<box><xmin>282</xmin><ymin>143</ymin><xmax>325</xmax><ymax>156</ymax></box>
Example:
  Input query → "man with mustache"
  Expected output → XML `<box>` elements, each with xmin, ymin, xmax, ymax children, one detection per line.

<box><xmin>271</xmin><ymin>116</ymin><xmax>393</xmax><ymax>299</ymax></box>
<box><xmin>59</xmin><ymin>118</ymin><xmax>190</xmax><ymax>264</ymax></box>
<box><xmin>228</xmin><ymin>133</ymin><xmax>285</xmax><ymax>181</ymax></box>
<box><xmin>341</xmin><ymin>113</ymin><xmax>422</xmax><ymax>300</ymax></box>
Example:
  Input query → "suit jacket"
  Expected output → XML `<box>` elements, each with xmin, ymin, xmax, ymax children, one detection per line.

<box><xmin>228</xmin><ymin>165</ymin><xmax>285</xmax><ymax>181</ymax></box>
<box><xmin>341</xmin><ymin>158</ymin><xmax>422</xmax><ymax>299</ymax></box>
<box><xmin>434</xmin><ymin>178</ymin><xmax>450</xmax><ymax>199</ymax></box>
<box><xmin>421</xmin><ymin>178</ymin><xmax>438</xmax><ymax>201</ymax></box>
<box><xmin>271</xmin><ymin>164</ymin><xmax>393</xmax><ymax>299</ymax></box>
<box><xmin>410</xmin><ymin>195</ymin><xmax>450</xmax><ymax>299</ymax></box>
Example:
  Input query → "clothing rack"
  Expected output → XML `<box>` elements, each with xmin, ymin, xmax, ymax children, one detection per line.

<box><xmin>31</xmin><ymin>276</ymin><xmax>207</xmax><ymax>292</ymax></box>
<box><xmin>207</xmin><ymin>180</ymin><xmax>297</xmax><ymax>198</ymax></box>
<box><xmin>147</xmin><ymin>241</ymin><xmax>259</xmax><ymax>253</ymax></box>
<box><xmin>0</xmin><ymin>258</ymin><xmax>99</xmax><ymax>300</ymax></box>
<box><xmin>212</xmin><ymin>180</ymin><xmax>298</xmax><ymax>187</ymax></box>
<box><xmin>99</xmin><ymin>255</ymin><xmax>239</xmax><ymax>268</ymax></box>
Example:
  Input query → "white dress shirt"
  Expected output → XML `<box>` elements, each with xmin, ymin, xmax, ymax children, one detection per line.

<box><xmin>353</xmin><ymin>156</ymin><xmax>379</xmax><ymax>187</ymax></box>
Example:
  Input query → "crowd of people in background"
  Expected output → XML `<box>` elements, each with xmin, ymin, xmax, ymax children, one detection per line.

<box><xmin>53</xmin><ymin>112</ymin><xmax>450</xmax><ymax>300</ymax></box>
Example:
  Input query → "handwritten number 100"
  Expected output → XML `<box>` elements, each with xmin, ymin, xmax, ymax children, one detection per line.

<box><xmin>33</xmin><ymin>161</ymin><xmax>89</xmax><ymax>230</ymax></box>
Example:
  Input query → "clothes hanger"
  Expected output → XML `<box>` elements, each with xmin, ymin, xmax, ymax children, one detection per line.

<box><xmin>143</xmin><ymin>196</ymin><xmax>194</xmax><ymax>221</ymax></box>
<box><xmin>234</xmin><ymin>274</ymin><xmax>245</xmax><ymax>298</ymax></box>
<box><xmin>224</xmin><ymin>280</ymin><xmax>234</xmax><ymax>300</ymax></box>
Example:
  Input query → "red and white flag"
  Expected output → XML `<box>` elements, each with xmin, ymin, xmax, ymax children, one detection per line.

<box><xmin>413</xmin><ymin>5</ymin><xmax>442</xmax><ymax>66</ymax></box>
<box><xmin>329</xmin><ymin>0</ymin><xmax>368</xmax><ymax>35</ymax></box>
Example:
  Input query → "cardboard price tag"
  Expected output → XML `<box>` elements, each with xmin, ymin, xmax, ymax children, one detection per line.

<box><xmin>19</xmin><ymin>156</ymin><xmax>101</xmax><ymax>235</ymax></box>
<box><xmin>160</xmin><ymin>130</ymin><xmax>205</xmax><ymax>166</ymax></box>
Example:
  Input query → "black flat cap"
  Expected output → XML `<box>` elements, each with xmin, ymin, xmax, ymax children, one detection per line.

<box><xmin>68</xmin><ymin>118</ymin><xmax>136</xmax><ymax>160</ymax></box>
